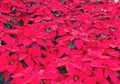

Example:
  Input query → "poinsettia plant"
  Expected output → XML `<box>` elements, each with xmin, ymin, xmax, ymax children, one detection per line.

<box><xmin>0</xmin><ymin>0</ymin><xmax>120</xmax><ymax>84</ymax></box>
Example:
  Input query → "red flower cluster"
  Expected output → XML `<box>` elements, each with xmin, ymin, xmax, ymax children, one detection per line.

<box><xmin>0</xmin><ymin>0</ymin><xmax>120</xmax><ymax>84</ymax></box>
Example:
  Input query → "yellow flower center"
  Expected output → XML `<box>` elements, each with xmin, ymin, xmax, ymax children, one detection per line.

<box><xmin>74</xmin><ymin>75</ymin><xmax>79</xmax><ymax>81</ymax></box>
<box><xmin>10</xmin><ymin>61</ymin><xmax>14</xmax><ymax>65</ymax></box>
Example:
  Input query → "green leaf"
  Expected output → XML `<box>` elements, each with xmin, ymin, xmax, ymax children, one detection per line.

<box><xmin>4</xmin><ymin>23</ymin><xmax>12</xmax><ymax>29</ymax></box>
<box><xmin>28</xmin><ymin>20</ymin><xmax>34</xmax><ymax>24</ymax></box>
<box><xmin>0</xmin><ymin>72</ymin><xmax>4</xmax><ymax>84</ymax></box>
<box><xmin>69</xmin><ymin>42</ymin><xmax>75</xmax><ymax>49</ymax></box>
<box><xmin>10</xmin><ymin>34</ymin><xmax>17</xmax><ymax>38</ymax></box>
<box><xmin>46</xmin><ymin>28</ymin><xmax>51</xmax><ymax>33</ymax></box>
<box><xmin>18</xmin><ymin>19</ymin><xmax>24</xmax><ymax>26</ymax></box>
<box><xmin>51</xmin><ymin>10</ymin><xmax>61</xmax><ymax>18</ymax></box>
<box><xmin>31</xmin><ymin>2</ymin><xmax>38</xmax><ymax>5</ymax></box>
<box><xmin>57</xmin><ymin>66</ymin><xmax>68</xmax><ymax>74</ymax></box>
<box><xmin>101</xmin><ymin>34</ymin><xmax>106</xmax><ymax>39</ymax></box>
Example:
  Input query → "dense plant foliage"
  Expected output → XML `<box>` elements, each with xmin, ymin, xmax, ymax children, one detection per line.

<box><xmin>0</xmin><ymin>0</ymin><xmax>120</xmax><ymax>84</ymax></box>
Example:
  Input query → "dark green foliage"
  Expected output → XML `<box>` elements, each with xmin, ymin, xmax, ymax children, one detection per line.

<box><xmin>18</xmin><ymin>19</ymin><xmax>24</xmax><ymax>26</ymax></box>
<box><xmin>51</xmin><ymin>10</ymin><xmax>61</xmax><ymax>18</ymax></box>
<box><xmin>1</xmin><ymin>40</ymin><xmax>6</xmax><ymax>45</ymax></box>
<box><xmin>57</xmin><ymin>66</ymin><xmax>68</xmax><ymax>74</ymax></box>
<box><xmin>69</xmin><ymin>41</ymin><xmax>75</xmax><ymax>49</ymax></box>
<box><xmin>4</xmin><ymin>23</ymin><xmax>12</xmax><ymax>29</ymax></box>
